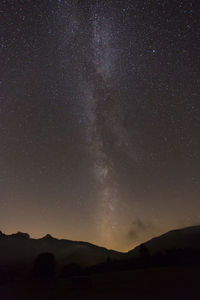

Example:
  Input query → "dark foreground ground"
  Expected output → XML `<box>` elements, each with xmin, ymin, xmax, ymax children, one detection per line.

<box><xmin>0</xmin><ymin>266</ymin><xmax>199</xmax><ymax>300</ymax></box>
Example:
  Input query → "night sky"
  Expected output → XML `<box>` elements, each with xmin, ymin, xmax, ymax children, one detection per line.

<box><xmin>1</xmin><ymin>0</ymin><xmax>200</xmax><ymax>251</ymax></box>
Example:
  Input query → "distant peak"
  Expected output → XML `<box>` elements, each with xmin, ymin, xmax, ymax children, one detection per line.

<box><xmin>11</xmin><ymin>232</ymin><xmax>30</xmax><ymax>239</ymax></box>
<box><xmin>43</xmin><ymin>234</ymin><xmax>54</xmax><ymax>239</ymax></box>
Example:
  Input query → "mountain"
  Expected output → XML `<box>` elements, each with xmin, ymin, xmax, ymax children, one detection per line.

<box><xmin>127</xmin><ymin>225</ymin><xmax>200</xmax><ymax>257</ymax></box>
<box><xmin>0</xmin><ymin>232</ymin><xmax>122</xmax><ymax>272</ymax></box>
<box><xmin>1</xmin><ymin>225</ymin><xmax>200</xmax><ymax>277</ymax></box>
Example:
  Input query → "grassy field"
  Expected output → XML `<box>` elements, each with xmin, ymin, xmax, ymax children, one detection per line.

<box><xmin>0</xmin><ymin>266</ymin><xmax>199</xmax><ymax>299</ymax></box>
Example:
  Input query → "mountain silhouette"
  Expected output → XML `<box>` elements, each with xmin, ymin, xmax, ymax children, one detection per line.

<box><xmin>0</xmin><ymin>226</ymin><xmax>199</xmax><ymax>299</ymax></box>
<box><xmin>0</xmin><ymin>225</ymin><xmax>200</xmax><ymax>276</ymax></box>
<box><xmin>0</xmin><ymin>232</ymin><xmax>122</xmax><ymax>272</ymax></box>
<box><xmin>127</xmin><ymin>225</ymin><xmax>200</xmax><ymax>258</ymax></box>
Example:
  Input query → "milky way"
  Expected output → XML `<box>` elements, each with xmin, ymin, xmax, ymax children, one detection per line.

<box><xmin>81</xmin><ymin>2</ymin><xmax>135</xmax><ymax>245</ymax></box>
<box><xmin>84</xmin><ymin>4</ymin><xmax>117</xmax><ymax>244</ymax></box>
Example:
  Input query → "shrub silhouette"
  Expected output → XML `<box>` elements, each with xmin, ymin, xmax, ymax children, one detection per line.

<box><xmin>31</xmin><ymin>252</ymin><xmax>56</xmax><ymax>279</ymax></box>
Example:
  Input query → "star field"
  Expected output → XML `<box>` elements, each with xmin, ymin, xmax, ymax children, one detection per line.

<box><xmin>0</xmin><ymin>0</ymin><xmax>200</xmax><ymax>250</ymax></box>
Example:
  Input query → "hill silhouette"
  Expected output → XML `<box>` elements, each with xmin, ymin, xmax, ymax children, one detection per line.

<box><xmin>127</xmin><ymin>225</ymin><xmax>200</xmax><ymax>258</ymax></box>
<box><xmin>0</xmin><ymin>226</ymin><xmax>200</xmax><ymax>299</ymax></box>
<box><xmin>1</xmin><ymin>225</ymin><xmax>200</xmax><ymax>267</ymax></box>
<box><xmin>0</xmin><ymin>231</ymin><xmax>122</xmax><ymax>273</ymax></box>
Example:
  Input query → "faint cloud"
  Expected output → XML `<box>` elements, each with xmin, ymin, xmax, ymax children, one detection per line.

<box><xmin>128</xmin><ymin>217</ymin><xmax>154</xmax><ymax>241</ymax></box>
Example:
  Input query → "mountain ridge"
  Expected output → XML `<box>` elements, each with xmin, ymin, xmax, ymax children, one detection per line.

<box><xmin>1</xmin><ymin>224</ymin><xmax>200</xmax><ymax>252</ymax></box>
<box><xmin>0</xmin><ymin>224</ymin><xmax>200</xmax><ymax>268</ymax></box>
<box><xmin>128</xmin><ymin>225</ymin><xmax>200</xmax><ymax>257</ymax></box>
<box><xmin>0</xmin><ymin>230</ymin><xmax>123</xmax><ymax>268</ymax></box>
